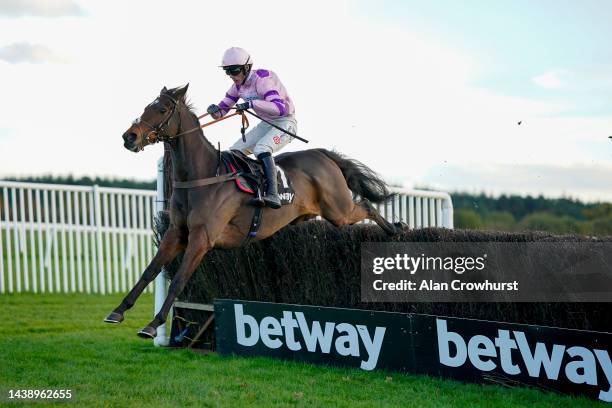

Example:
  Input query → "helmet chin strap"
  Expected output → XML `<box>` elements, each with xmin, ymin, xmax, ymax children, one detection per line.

<box><xmin>241</xmin><ymin>56</ymin><xmax>252</xmax><ymax>86</ymax></box>
<box><xmin>240</xmin><ymin>67</ymin><xmax>250</xmax><ymax>86</ymax></box>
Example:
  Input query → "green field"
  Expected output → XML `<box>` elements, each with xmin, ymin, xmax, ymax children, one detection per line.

<box><xmin>0</xmin><ymin>293</ymin><xmax>602</xmax><ymax>408</ymax></box>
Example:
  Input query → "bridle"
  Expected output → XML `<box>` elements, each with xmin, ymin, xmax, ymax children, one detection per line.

<box><xmin>133</xmin><ymin>92</ymin><xmax>182</xmax><ymax>145</ymax></box>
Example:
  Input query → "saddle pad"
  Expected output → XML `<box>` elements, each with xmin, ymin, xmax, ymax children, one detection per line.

<box><xmin>228</xmin><ymin>162</ymin><xmax>295</xmax><ymax>205</ymax></box>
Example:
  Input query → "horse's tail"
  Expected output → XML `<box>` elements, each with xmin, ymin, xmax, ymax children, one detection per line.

<box><xmin>315</xmin><ymin>149</ymin><xmax>393</xmax><ymax>204</ymax></box>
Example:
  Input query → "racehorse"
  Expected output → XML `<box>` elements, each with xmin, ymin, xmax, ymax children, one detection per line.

<box><xmin>104</xmin><ymin>84</ymin><xmax>400</xmax><ymax>338</ymax></box>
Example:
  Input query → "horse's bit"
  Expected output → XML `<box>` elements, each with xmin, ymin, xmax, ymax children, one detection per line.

<box><xmin>133</xmin><ymin>93</ymin><xmax>181</xmax><ymax>145</ymax></box>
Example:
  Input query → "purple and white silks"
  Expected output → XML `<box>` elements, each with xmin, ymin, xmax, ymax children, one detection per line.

<box><xmin>214</xmin><ymin>69</ymin><xmax>295</xmax><ymax>122</ymax></box>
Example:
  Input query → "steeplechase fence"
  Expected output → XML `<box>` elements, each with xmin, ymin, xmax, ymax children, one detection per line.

<box><xmin>158</xmin><ymin>218</ymin><xmax>611</xmax><ymax>403</ymax></box>
<box><xmin>153</xmin><ymin>156</ymin><xmax>454</xmax><ymax>345</ymax></box>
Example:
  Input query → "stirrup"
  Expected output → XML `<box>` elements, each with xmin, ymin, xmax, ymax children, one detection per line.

<box><xmin>249</xmin><ymin>197</ymin><xmax>265</xmax><ymax>207</ymax></box>
<box><xmin>249</xmin><ymin>188</ymin><xmax>265</xmax><ymax>207</ymax></box>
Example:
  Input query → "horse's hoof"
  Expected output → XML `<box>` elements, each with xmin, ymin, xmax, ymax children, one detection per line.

<box><xmin>137</xmin><ymin>326</ymin><xmax>157</xmax><ymax>339</ymax></box>
<box><xmin>104</xmin><ymin>312</ymin><xmax>124</xmax><ymax>324</ymax></box>
<box><xmin>394</xmin><ymin>221</ymin><xmax>408</xmax><ymax>229</ymax></box>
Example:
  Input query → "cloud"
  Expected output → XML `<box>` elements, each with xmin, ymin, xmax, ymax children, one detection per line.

<box><xmin>532</xmin><ymin>70</ymin><xmax>567</xmax><ymax>89</ymax></box>
<box><xmin>0</xmin><ymin>42</ymin><xmax>67</xmax><ymax>64</ymax></box>
<box><xmin>0</xmin><ymin>0</ymin><xmax>83</xmax><ymax>17</ymax></box>
<box><xmin>532</xmin><ymin>67</ymin><xmax>612</xmax><ymax>92</ymax></box>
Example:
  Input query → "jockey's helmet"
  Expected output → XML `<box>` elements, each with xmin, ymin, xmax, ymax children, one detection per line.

<box><xmin>220</xmin><ymin>47</ymin><xmax>252</xmax><ymax>67</ymax></box>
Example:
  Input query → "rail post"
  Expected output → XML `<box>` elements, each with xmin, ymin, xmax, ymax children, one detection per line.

<box><xmin>154</xmin><ymin>157</ymin><xmax>169</xmax><ymax>346</ymax></box>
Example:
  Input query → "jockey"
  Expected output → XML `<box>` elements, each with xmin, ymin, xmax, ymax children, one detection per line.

<box><xmin>207</xmin><ymin>47</ymin><xmax>296</xmax><ymax>209</ymax></box>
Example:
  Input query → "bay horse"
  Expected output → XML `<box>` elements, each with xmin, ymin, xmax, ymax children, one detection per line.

<box><xmin>105</xmin><ymin>84</ymin><xmax>399</xmax><ymax>338</ymax></box>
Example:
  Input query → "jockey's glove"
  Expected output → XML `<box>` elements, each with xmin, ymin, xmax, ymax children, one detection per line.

<box><xmin>235</xmin><ymin>102</ymin><xmax>251</xmax><ymax>111</ymax></box>
<box><xmin>207</xmin><ymin>104</ymin><xmax>221</xmax><ymax>115</ymax></box>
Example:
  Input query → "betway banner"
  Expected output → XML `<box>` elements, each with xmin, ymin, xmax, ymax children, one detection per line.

<box><xmin>215</xmin><ymin>300</ymin><xmax>612</xmax><ymax>402</ymax></box>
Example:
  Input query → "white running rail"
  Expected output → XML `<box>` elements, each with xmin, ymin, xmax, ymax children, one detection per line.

<box><xmin>374</xmin><ymin>188</ymin><xmax>453</xmax><ymax>229</ymax></box>
<box><xmin>0</xmin><ymin>180</ymin><xmax>157</xmax><ymax>294</ymax></box>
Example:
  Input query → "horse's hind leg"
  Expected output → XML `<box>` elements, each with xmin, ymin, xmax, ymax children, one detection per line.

<box><xmin>321</xmin><ymin>197</ymin><xmax>398</xmax><ymax>235</ymax></box>
<box><xmin>137</xmin><ymin>226</ymin><xmax>210</xmax><ymax>339</ymax></box>
<box><xmin>358</xmin><ymin>199</ymin><xmax>399</xmax><ymax>235</ymax></box>
<box><xmin>104</xmin><ymin>228</ymin><xmax>184</xmax><ymax>324</ymax></box>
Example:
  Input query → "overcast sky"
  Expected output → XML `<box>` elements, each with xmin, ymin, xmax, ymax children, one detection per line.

<box><xmin>0</xmin><ymin>0</ymin><xmax>611</xmax><ymax>201</ymax></box>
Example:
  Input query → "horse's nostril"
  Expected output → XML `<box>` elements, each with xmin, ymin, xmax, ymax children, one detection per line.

<box><xmin>123</xmin><ymin>132</ymin><xmax>137</xmax><ymax>143</ymax></box>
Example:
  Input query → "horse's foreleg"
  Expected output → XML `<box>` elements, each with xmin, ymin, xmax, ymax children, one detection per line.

<box><xmin>104</xmin><ymin>228</ymin><xmax>184</xmax><ymax>324</ymax></box>
<box><xmin>137</xmin><ymin>227</ymin><xmax>210</xmax><ymax>339</ymax></box>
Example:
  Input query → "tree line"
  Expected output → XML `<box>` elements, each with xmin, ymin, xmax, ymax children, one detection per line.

<box><xmin>452</xmin><ymin>192</ymin><xmax>612</xmax><ymax>236</ymax></box>
<box><xmin>3</xmin><ymin>175</ymin><xmax>156</xmax><ymax>191</ymax></box>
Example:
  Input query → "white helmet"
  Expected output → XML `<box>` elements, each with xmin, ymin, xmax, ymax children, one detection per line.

<box><xmin>220</xmin><ymin>47</ymin><xmax>253</xmax><ymax>67</ymax></box>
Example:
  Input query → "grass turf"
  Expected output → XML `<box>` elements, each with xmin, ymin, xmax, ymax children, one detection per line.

<box><xmin>0</xmin><ymin>293</ymin><xmax>603</xmax><ymax>407</ymax></box>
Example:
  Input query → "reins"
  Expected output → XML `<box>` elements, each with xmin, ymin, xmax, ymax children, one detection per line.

<box><xmin>142</xmin><ymin>92</ymin><xmax>307</xmax><ymax>145</ymax></box>
<box><xmin>173</xmin><ymin>109</ymin><xmax>250</xmax><ymax>140</ymax></box>
<box><xmin>175</xmin><ymin>107</ymin><xmax>308</xmax><ymax>144</ymax></box>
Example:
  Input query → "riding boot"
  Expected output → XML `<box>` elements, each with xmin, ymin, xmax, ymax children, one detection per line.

<box><xmin>257</xmin><ymin>152</ymin><xmax>282</xmax><ymax>209</ymax></box>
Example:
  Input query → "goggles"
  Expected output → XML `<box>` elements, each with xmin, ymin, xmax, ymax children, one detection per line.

<box><xmin>223</xmin><ymin>65</ymin><xmax>243</xmax><ymax>76</ymax></box>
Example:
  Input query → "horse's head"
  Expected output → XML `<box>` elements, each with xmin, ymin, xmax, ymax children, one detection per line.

<box><xmin>122</xmin><ymin>84</ymin><xmax>189</xmax><ymax>152</ymax></box>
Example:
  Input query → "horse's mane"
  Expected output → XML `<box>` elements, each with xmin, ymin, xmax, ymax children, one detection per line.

<box><xmin>166</xmin><ymin>85</ymin><xmax>198</xmax><ymax>114</ymax></box>
<box><xmin>183</xmin><ymin>98</ymin><xmax>197</xmax><ymax>114</ymax></box>
<box><xmin>167</xmin><ymin>87</ymin><xmax>216</xmax><ymax>151</ymax></box>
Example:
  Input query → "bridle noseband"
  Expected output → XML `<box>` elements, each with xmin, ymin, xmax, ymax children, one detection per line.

<box><xmin>134</xmin><ymin>93</ymin><xmax>181</xmax><ymax>145</ymax></box>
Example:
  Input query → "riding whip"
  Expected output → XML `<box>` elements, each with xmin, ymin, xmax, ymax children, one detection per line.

<box><xmin>236</xmin><ymin>108</ymin><xmax>309</xmax><ymax>144</ymax></box>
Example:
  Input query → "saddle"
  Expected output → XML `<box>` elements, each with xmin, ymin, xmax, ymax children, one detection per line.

<box><xmin>220</xmin><ymin>150</ymin><xmax>295</xmax><ymax>205</ymax></box>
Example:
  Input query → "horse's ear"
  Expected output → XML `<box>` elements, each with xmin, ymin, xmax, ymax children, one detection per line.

<box><xmin>160</xmin><ymin>86</ymin><xmax>168</xmax><ymax>94</ymax></box>
<box><xmin>174</xmin><ymin>83</ymin><xmax>189</xmax><ymax>101</ymax></box>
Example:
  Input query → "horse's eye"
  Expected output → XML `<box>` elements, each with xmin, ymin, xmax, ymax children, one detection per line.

<box><xmin>160</xmin><ymin>107</ymin><xmax>167</xmax><ymax>114</ymax></box>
